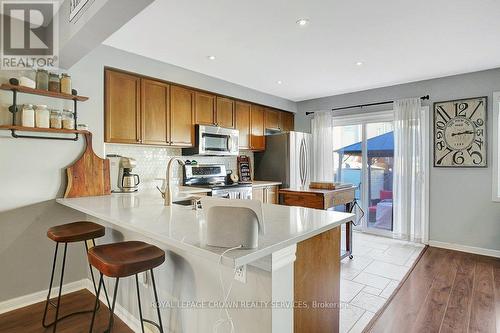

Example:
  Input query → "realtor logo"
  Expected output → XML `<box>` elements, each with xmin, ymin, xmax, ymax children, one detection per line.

<box><xmin>1</xmin><ymin>1</ymin><xmax>58</xmax><ymax>70</ymax></box>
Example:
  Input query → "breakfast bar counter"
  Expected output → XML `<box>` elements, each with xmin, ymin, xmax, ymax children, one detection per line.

<box><xmin>57</xmin><ymin>191</ymin><xmax>353</xmax><ymax>333</ymax></box>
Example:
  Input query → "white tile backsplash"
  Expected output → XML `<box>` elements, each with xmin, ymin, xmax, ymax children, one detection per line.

<box><xmin>105</xmin><ymin>143</ymin><xmax>253</xmax><ymax>190</ymax></box>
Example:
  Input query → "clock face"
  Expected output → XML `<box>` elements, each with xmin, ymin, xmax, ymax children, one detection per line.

<box><xmin>434</xmin><ymin>97</ymin><xmax>487</xmax><ymax>167</ymax></box>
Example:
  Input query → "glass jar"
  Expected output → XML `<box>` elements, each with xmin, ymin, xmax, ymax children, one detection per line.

<box><xmin>50</xmin><ymin>109</ymin><xmax>62</xmax><ymax>129</ymax></box>
<box><xmin>60</xmin><ymin>73</ymin><xmax>72</xmax><ymax>94</ymax></box>
<box><xmin>35</xmin><ymin>105</ymin><xmax>50</xmax><ymax>128</ymax></box>
<box><xmin>48</xmin><ymin>73</ymin><xmax>60</xmax><ymax>92</ymax></box>
<box><xmin>21</xmin><ymin>104</ymin><xmax>35</xmax><ymax>127</ymax></box>
<box><xmin>35</xmin><ymin>69</ymin><xmax>49</xmax><ymax>90</ymax></box>
<box><xmin>62</xmin><ymin>109</ymin><xmax>75</xmax><ymax>129</ymax></box>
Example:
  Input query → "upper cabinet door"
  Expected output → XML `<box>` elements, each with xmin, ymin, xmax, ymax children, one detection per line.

<box><xmin>216</xmin><ymin>97</ymin><xmax>235</xmax><ymax>128</ymax></box>
<box><xmin>265</xmin><ymin>108</ymin><xmax>280</xmax><ymax>130</ymax></box>
<box><xmin>250</xmin><ymin>104</ymin><xmax>265</xmax><ymax>151</ymax></box>
<box><xmin>105</xmin><ymin>70</ymin><xmax>141</xmax><ymax>144</ymax></box>
<box><xmin>235</xmin><ymin>101</ymin><xmax>251</xmax><ymax>149</ymax></box>
<box><xmin>280</xmin><ymin>112</ymin><xmax>295</xmax><ymax>132</ymax></box>
<box><xmin>170</xmin><ymin>85</ymin><xmax>194</xmax><ymax>146</ymax></box>
<box><xmin>194</xmin><ymin>92</ymin><xmax>216</xmax><ymax>126</ymax></box>
<box><xmin>141</xmin><ymin>79</ymin><xmax>169</xmax><ymax>145</ymax></box>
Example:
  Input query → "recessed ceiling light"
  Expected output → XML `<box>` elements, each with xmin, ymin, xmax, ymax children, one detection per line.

<box><xmin>296</xmin><ymin>18</ymin><xmax>309</xmax><ymax>26</ymax></box>
<box><xmin>356</xmin><ymin>61</ymin><xmax>364</xmax><ymax>66</ymax></box>
<box><xmin>277</xmin><ymin>80</ymin><xmax>283</xmax><ymax>85</ymax></box>
<box><xmin>207</xmin><ymin>55</ymin><xmax>216</xmax><ymax>60</ymax></box>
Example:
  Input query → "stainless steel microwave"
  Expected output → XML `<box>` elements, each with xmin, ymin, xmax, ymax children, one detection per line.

<box><xmin>182</xmin><ymin>125</ymin><xmax>239</xmax><ymax>156</ymax></box>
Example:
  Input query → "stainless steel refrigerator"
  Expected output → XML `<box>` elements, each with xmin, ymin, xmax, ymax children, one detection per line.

<box><xmin>254</xmin><ymin>131</ymin><xmax>312</xmax><ymax>189</ymax></box>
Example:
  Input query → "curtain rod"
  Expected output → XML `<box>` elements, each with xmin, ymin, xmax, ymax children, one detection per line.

<box><xmin>305</xmin><ymin>95</ymin><xmax>430</xmax><ymax>116</ymax></box>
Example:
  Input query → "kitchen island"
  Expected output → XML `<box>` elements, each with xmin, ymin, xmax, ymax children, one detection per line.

<box><xmin>57</xmin><ymin>191</ymin><xmax>353</xmax><ymax>333</ymax></box>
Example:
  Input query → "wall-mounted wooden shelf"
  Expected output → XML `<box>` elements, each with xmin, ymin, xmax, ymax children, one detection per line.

<box><xmin>0</xmin><ymin>125</ymin><xmax>89</xmax><ymax>135</ymax></box>
<box><xmin>0</xmin><ymin>84</ymin><xmax>89</xmax><ymax>101</ymax></box>
<box><xmin>1</xmin><ymin>80</ymin><xmax>89</xmax><ymax>141</ymax></box>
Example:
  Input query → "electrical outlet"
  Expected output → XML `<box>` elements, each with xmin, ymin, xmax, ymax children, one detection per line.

<box><xmin>234</xmin><ymin>265</ymin><xmax>247</xmax><ymax>283</ymax></box>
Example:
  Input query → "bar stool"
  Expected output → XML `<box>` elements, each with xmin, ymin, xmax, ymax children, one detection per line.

<box><xmin>87</xmin><ymin>241</ymin><xmax>165</xmax><ymax>333</ymax></box>
<box><xmin>43</xmin><ymin>221</ymin><xmax>111</xmax><ymax>332</ymax></box>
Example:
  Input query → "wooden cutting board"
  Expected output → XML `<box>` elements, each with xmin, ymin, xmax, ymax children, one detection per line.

<box><xmin>64</xmin><ymin>132</ymin><xmax>111</xmax><ymax>198</ymax></box>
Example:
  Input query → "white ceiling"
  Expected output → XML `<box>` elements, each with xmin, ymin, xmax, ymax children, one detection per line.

<box><xmin>104</xmin><ymin>0</ymin><xmax>500</xmax><ymax>102</ymax></box>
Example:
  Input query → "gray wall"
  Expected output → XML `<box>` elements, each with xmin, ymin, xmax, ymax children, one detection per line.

<box><xmin>0</xmin><ymin>44</ymin><xmax>295</xmax><ymax>303</ymax></box>
<box><xmin>297</xmin><ymin>68</ymin><xmax>500</xmax><ymax>252</ymax></box>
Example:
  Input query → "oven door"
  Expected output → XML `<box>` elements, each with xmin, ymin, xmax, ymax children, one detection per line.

<box><xmin>199</xmin><ymin>125</ymin><xmax>239</xmax><ymax>156</ymax></box>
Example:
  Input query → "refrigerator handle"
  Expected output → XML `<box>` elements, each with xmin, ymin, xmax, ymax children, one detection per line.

<box><xmin>299</xmin><ymin>138</ymin><xmax>306</xmax><ymax>187</ymax></box>
<box><xmin>303</xmin><ymin>138</ymin><xmax>308</xmax><ymax>184</ymax></box>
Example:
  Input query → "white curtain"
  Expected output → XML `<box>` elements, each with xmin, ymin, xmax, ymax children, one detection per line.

<box><xmin>311</xmin><ymin>112</ymin><xmax>334</xmax><ymax>182</ymax></box>
<box><xmin>393</xmin><ymin>98</ymin><xmax>426</xmax><ymax>242</ymax></box>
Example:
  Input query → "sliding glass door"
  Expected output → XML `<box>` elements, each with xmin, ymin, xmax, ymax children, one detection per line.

<box><xmin>333</xmin><ymin>112</ymin><xmax>395</xmax><ymax>235</ymax></box>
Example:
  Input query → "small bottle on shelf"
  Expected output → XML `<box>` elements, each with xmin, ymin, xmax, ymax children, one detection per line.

<box><xmin>50</xmin><ymin>109</ymin><xmax>62</xmax><ymax>129</ymax></box>
<box><xmin>48</xmin><ymin>73</ymin><xmax>60</xmax><ymax>92</ymax></box>
<box><xmin>35</xmin><ymin>105</ymin><xmax>50</xmax><ymax>128</ymax></box>
<box><xmin>21</xmin><ymin>104</ymin><xmax>35</xmax><ymax>127</ymax></box>
<box><xmin>35</xmin><ymin>69</ymin><xmax>49</xmax><ymax>90</ymax></box>
<box><xmin>62</xmin><ymin>109</ymin><xmax>75</xmax><ymax>129</ymax></box>
<box><xmin>60</xmin><ymin>73</ymin><xmax>72</xmax><ymax>94</ymax></box>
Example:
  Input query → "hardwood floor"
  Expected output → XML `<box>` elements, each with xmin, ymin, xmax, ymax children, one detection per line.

<box><xmin>366</xmin><ymin>247</ymin><xmax>500</xmax><ymax>333</ymax></box>
<box><xmin>0</xmin><ymin>289</ymin><xmax>133</xmax><ymax>333</ymax></box>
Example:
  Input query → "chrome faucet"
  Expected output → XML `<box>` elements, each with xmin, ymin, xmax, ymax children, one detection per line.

<box><xmin>164</xmin><ymin>157</ymin><xmax>185</xmax><ymax>206</ymax></box>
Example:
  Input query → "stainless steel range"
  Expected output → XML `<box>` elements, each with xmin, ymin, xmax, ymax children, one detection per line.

<box><xmin>183</xmin><ymin>163</ymin><xmax>252</xmax><ymax>199</ymax></box>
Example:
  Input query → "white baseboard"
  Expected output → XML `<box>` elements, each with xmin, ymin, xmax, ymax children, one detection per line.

<box><xmin>429</xmin><ymin>240</ymin><xmax>500</xmax><ymax>258</ymax></box>
<box><xmin>0</xmin><ymin>278</ymin><xmax>157</xmax><ymax>332</ymax></box>
<box><xmin>0</xmin><ymin>279</ymin><xmax>87</xmax><ymax>315</ymax></box>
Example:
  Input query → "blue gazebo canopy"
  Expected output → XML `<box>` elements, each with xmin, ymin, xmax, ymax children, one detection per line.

<box><xmin>336</xmin><ymin>132</ymin><xmax>394</xmax><ymax>157</ymax></box>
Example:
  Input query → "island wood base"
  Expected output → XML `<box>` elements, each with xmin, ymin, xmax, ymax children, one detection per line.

<box><xmin>294</xmin><ymin>226</ymin><xmax>341</xmax><ymax>333</ymax></box>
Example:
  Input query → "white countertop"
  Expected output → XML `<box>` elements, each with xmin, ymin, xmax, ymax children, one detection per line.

<box><xmin>251</xmin><ymin>181</ymin><xmax>282</xmax><ymax>188</ymax></box>
<box><xmin>57</xmin><ymin>191</ymin><xmax>353</xmax><ymax>267</ymax></box>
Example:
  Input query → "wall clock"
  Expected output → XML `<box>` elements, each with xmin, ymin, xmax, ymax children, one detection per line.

<box><xmin>434</xmin><ymin>96</ymin><xmax>487</xmax><ymax>167</ymax></box>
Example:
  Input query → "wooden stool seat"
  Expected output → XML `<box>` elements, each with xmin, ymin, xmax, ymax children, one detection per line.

<box><xmin>88</xmin><ymin>241</ymin><xmax>165</xmax><ymax>278</ymax></box>
<box><xmin>47</xmin><ymin>221</ymin><xmax>105</xmax><ymax>243</ymax></box>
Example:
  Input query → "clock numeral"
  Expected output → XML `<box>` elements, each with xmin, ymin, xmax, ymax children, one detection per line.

<box><xmin>436</xmin><ymin>120</ymin><xmax>446</xmax><ymax>130</ymax></box>
<box><xmin>452</xmin><ymin>151</ymin><xmax>465</xmax><ymax>165</ymax></box>
<box><xmin>436</xmin><ymin>147</ymin><xmax>453</xmax><ymax>165</ymax></box>
<box><xmin>436</xmin><ymin>131</ymin><xmax>443</xmax><ymax>140</ymax></box>
<box><xmin>467</xmin><ymin>148</ymin><xmax>483</xmax><ymax>165</ymax></box>
<box><xmin>468</xmin><ymin>100</ymin><xmax>484</xmax><ymax>120</ymax></box>
<box><xmin>473</xmin><ymin>118</ymin><xmax>484</xmax><ymax>127</ymax></box>
<box><xmin>436</xmin><ymin>106</ymin><xmax>451</xmax><ymax>121</ymax></box>
<box><xmin>454</xmin><ymin>102</ymin><xmax>468</xmax><ymax>117</ymax></box>
<box><xmin>476</xmin><ymin>129</ymin><xmax>484</xmax><ymax>137</ymax></box>
<box><xmin>436</xmin><ymin>140</ymin><xmax>445</xmax><ymax>151</ymax></box>
<box><xmin>475</xmin><ymin>138</ymin><xmax>484</xmax><ymax>150</ymax></box>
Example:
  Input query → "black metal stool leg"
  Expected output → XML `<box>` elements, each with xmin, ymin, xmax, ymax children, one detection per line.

<box><xmin>42</xmin><ymin>242</ymin><xmax>59</xmax><ymax>328</ymax></box>
<box><xmin>150</xmin><ymin>269</ymin><xmax>164</xmax><ymax>333</ymax></box>
<box><xmin>105</xmin><ymin>278</ymin><xmax>120</xmax><ymax>333</ymax></box>
<box><xmin>52</xmin><ymin>243</ymin><xmax>68</xmax><ymax>333</ymax></box>
<box><xmin>89</xmin><ymin>272</ymin><xmax>103</xmax><ymax>333</ymax></box>
<box><xmin>135</xmin><ymin>274</ymin><xmax>146</xmax><ymax>333</ymax></box>
<box><xmin>86</xmin><ymin>239</ymin><xmax>111</xmax><ymax>310</ymax></box>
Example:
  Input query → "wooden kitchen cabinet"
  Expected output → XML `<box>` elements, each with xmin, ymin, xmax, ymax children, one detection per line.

<box><xmin>170</xmin><ymin>85</ymin><xmax>194</xmax><ymax>146</ymax></box>
<box><xmin>250</xmin><ymin>104</ymin><xmax>265</xmax><ymax>150</ymax></box>
<box><xmin>141</xmin><ymin>79</ymin><xmax>169</xmax><ymax>145</ymax></box>
<box><xmin>235</xmin><ymin>101</ymin><xmax>251</xmax><ymax>149</ymax></box>
<box><xmin>105</xmin><ymin>70</ymin><xmax>141</xmax><ymax>143</ymax></box>
<box><xmin>194</xmin><ymin>91</ymin><xmax>216</xmax><ymax>126</ymax></box>
<box><xmin>280</xmin><ymin>111</ymin><xmax>295</xmax><ymax>132</ymax></box>
<box><xmin>265</xmin><ymin>108</ymin><xmax>280</xmax><ymax>130</ymax></box>
<box><xmin>216</xmin><ymin>97</ymin><xmax>235</xmax><ymax>128</ymax></box>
